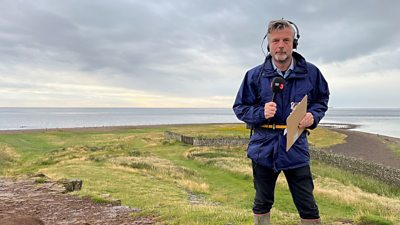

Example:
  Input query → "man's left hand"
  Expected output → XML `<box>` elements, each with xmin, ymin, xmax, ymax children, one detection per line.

<box><xmin>299</xmin><ymin>112</ymin><xmax>314</xmax><ymax>129</ymax></box>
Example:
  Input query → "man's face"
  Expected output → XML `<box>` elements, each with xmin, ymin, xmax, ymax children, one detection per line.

<box><xmin>268</xmin><ymin>27</ymin><xmax>293</xmax><ymax>64</ymax></box>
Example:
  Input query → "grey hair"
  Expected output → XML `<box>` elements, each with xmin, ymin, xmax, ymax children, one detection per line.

<box><xmin>267</xmin><ymin>19</ymin><xmax>295</xmax><ymax>39</ymax></box>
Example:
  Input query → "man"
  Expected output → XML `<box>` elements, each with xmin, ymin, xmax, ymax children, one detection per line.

<box><xmin>233</xmin><ymin>19</ymin><xmax>329</xmax><ymax>225</ymax></box>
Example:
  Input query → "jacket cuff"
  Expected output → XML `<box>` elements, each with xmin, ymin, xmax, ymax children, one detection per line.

<box><xmin>308</xmin><ymin>112</ymin><xmax>319</xmax><ymax>129</ymax></box>
<box><xmin>258</xmin><ymin>108</ymin><xmax>265</xmax><ymax>121</ymax></box>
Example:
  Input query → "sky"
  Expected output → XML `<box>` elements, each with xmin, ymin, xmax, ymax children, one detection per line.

<box><xmin>0</xmin><ymin>0</ymin><xmax>399</xmax><ymax>108</ymax></box>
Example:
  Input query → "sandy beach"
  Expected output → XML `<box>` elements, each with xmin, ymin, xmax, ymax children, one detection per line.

<box><xmin>324</xmin><ymin>128</ymin><xmax>400</xmax><ymax>169</ymax></box>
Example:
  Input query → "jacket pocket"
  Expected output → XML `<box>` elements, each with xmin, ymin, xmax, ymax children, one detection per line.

<box><xmin>247</xmin><ymin>131</ymin><xmax>275</xmax><ymax>162</ymax></box>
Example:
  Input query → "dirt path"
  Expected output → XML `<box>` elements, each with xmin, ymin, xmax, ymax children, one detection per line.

<box><xmin>0</xmin><ymin>178</ymin><xmax>155</xmax><ymax>225</ymax></box>
<box><xmin>325</xmin><ymin>128</ymin><xmax>400</xmax><ymax>169</ymax></box>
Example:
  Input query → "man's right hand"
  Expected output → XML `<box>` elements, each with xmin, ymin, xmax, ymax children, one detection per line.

<box><xmin>264</xmin><ymin>102</ymin><xmax>277</xmax><ymax>119</ymax></box>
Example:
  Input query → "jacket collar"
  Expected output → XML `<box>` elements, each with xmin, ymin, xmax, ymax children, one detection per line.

<box><xmin>260</xmin><ymin>52</ymin><xmax>308</xmax><ymax>79</ymax></box>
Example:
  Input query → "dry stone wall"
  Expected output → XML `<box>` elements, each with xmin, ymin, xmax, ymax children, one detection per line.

<box><xmin>309</xmin><ymin>147</ymin><xmax>400</xmax><ymax>186</ymax></box>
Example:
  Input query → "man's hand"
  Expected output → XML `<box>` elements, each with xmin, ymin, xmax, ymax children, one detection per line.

<box><xmin>299</xmin><ymin>112</ymin><xmax>314</xmax><ymax>129</ymax></box>
<box><xmin>264</xmin><ymin>102</ymin><xmax>277</xmax><ymax>119</ymax></box>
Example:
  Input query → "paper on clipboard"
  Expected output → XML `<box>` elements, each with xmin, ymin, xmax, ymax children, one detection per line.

<box><xmin>286</xmin><ymin>95</ymin><xmax>307</xmax><ymax>151</ymax></box>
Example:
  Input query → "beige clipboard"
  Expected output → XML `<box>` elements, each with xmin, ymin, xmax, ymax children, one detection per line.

<box><xmin>286</xmin><ymin>95</ymin><xmax>307</xmax><ymax>151</ymax></box>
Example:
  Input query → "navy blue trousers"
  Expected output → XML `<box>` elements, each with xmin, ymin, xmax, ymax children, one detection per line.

<box><xmin>252</xmin><ymin>163</ymin><xmax>320</xmax><ymax>219</ymax></box>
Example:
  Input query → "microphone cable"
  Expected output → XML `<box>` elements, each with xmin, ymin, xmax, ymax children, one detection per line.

<box><xmin>261</xmin><ymin>34</ymin><xmax>267</xmax><ymax>57</ymax></box>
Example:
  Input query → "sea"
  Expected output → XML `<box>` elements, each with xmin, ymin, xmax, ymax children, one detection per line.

<box><xmin>0</xmin><ymin>108</ymin><xmax>399</xmax><ymax>138</ymax></box>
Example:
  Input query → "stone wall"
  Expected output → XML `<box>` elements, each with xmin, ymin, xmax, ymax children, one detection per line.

<box><xmin>164</xmin><ymin>131</ymin><xmax>193</xmax><ymax>145</ymax></box>
<box><xmin>164</xmin><ymin>131</ymin><xmax>400</xmax><ymax>186</ymax></box>
<box><xmin>164</xmin><ymin>131</ymin><xmax>184</xmax><ymax>142</ymax></box>
<box><xmin>193</xmin><ymin>137</ymin><xmax>249</xmax><ymax>147</ymax></box>
<box><xmin>164</xmin><ymin>131</ymin><xmax>248</xmax><ymax>147</ymax></box>
<box><xmin>309</xmin><ymin>147</ymin><xmax>400</xmax><ymax>186</ymax></box>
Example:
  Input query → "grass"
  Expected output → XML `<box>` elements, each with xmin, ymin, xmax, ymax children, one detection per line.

<box><xmin>168</xmin><ymin>123</ymin><xmax>249</xmax><ymax>139</ymax></box>
<box><xmin>0</xmin><ymin>143</ymin><xmax>19</xmax><ymax>174</ymax></box>
<box><xmin>308</xmin><ymin>127</ymin><xmax>347</xmax><ymax>149</ymax></box>
<box><xmin>387</xmin><ymin>142</ymin><xmax>400</xmax><ymax>157</ymax></box>
<box><xmin>355</xmin><ymin>214</ymin><xmax>394</xmax><ymax>225</ymax></box>
<box><xmin>376</xmin><ymin>135</ymin><xmax>400</xmax><ymax>157</ymax></box>
<box><xmin>0</xmin><ymin>124</ymin><xmax>399</xmax><ymax>224</ymax></box>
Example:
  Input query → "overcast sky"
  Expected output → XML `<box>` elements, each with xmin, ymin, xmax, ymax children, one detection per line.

<box><xmin>0</xmin><ymin>0</ymin><xmax>399</xmax><ymax>108</ymax></box>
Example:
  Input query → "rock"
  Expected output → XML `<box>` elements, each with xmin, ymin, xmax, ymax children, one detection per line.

<box><xmin>109</xmin><ymin>199</ymin><xmax>121</xmax><ymax>206</ymax></box>
<box><xmin>57</xmin><ymin>179</ymin><xmax>83</xmax><ymax>192</ymax></box>
<box><xmin>99</xmin><ymin>194</ymin><xmax>121</xmax><ymax>206</ymax></box>
<box><xmin>32</xmin><ymin>172</ymin><xmax>48</xmax><ymax>178</ymax></box>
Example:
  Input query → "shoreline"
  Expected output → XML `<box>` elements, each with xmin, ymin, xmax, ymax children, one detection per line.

<box><xmin>0</xmin><ymin>122</ymin><xmax>399</xmax><ymax>141</ymax></box>
<box><xmin>0</xmin><ymin>123</ymin><xmax>240</xmax><ymax>134</ymax></box>
<box><xmin>318</xmin><ymin>122</ymin><xmax>359</xmax><ymax>129</ymax></box>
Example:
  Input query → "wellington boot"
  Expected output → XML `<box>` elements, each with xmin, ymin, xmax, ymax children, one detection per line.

<box><xmin>254</xmin><ymin>213</ymin><xmax>270</xmax><ymax>225</ymax></box>
<box><xmin>301</xmin><ymin>218</ymin><xmax>322</xmax><ymax>225</ymax></box>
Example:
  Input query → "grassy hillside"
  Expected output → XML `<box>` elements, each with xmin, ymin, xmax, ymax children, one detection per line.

<box><xmin>0</xmin><ymin>124</ymin><xmax>399</xmax><ymax>225</ymax></box>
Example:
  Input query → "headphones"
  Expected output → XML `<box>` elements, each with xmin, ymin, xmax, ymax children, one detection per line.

<box><xmin>264</xmin><ymin>20</ymin><xmax>300</xmax><ymax>52</ymax></box>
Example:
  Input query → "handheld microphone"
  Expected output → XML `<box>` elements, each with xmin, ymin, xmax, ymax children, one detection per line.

<box><xmin>271</xmin><ymin>76</ymin><xmax>285</xmax><ymax>102</ymax></box>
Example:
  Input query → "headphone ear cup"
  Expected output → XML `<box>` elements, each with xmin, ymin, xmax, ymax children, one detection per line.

<box><xmin>267</xmin><ymin>45</ymin><xmax>270</xmax><ymax>52</ymax></box>
<box><xmin>287</xmin><ymin>20</ymin><xmax>300</xmax><ymax>49</ymax></box>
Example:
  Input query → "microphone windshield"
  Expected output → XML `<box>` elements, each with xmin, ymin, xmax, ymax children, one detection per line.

<box><xmin>271</xmin><ymin>77</ymin><xmax>285</xmax><ymax>93</ymax></box>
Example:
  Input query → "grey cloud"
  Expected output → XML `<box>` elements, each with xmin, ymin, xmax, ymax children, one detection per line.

<box><xmin>0</xmin><ymin>0</ymin><xmax>399</xmax><ymax>103</ymax></box>
<box><xmin>293</xmin><ymin>0</ymin><xmax>400</xmax><ymax>62</ymax></box>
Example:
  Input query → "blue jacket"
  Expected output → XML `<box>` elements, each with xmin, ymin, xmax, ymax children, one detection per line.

<box><xmin>233</xmin><ymin>52</ymin><xmax>329</xmax><ymax>171</ymax></box>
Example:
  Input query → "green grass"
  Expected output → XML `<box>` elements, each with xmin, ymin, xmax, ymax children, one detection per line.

<box><xmin>0</xmin><ymin>124</ymin><xmax>399</xmax><ymax>224</ymax></box>
<box><xmin>376</xmin><ymin>136</ymin><xmax>400</xmax><ymax>157</ymax></box>
<box><xmin>355</xmin><ymin>214</ymin><xmax>394</xmax><ymax>225</ymax></box>
<box><xmin>387</xmin><ymin>143</ymin><xmax>400</xmax><ymax>157</ymax></box>
<box><xmin>308</xmin><ymin>127</ymin><xmax>347</xmax><ymax>149</ymax></box>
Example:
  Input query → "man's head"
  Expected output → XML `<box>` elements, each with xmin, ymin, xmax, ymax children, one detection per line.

<box><xmin>267</xmin><ymin>20</ymin><xmax>297</xmax><ymax>65</ymax></box>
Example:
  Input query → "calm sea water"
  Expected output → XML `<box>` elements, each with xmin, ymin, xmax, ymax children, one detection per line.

<box><xmin>0</xmin><ymin>108</ymin><xmax>399</xmax><ymax>138</ymax></box>
<box><xmin>322</xmin><ymin>108</ymin><xmax>400</xmax><ymax>138</ymax></box>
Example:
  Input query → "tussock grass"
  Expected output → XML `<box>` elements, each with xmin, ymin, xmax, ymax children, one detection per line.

<box><xmin>0</xmin><ymin>144</ymin><xmax>19</xmax><ymax>174</ymax></box>
<box><xmin>186</xmin><ymin>147</ymin><xmax>251</xmax><ymax>176</ymax></box>
<box><xmin>315</xmin><ymin>176</ymin><xmax>400</xmax><ymax>216</ymax></box>
<box><xmin>111</xmin><ymin>156</ymin><xmax>209</xmax><ymax>194</ymax></box>
<box><xmin>355</xmin><ymin>213</ymin><xmax>394</xmax><ymax>225</ymax></box>
<box><xmin>0</xmin><ymin>144</ymin><xmax>19</xmax><ymax>162</ymax></box>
